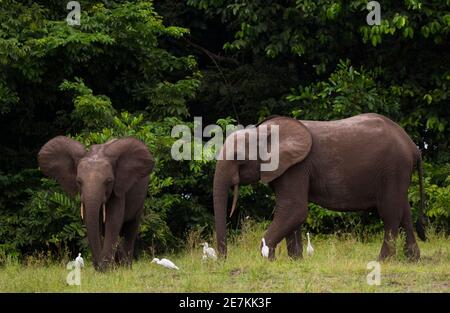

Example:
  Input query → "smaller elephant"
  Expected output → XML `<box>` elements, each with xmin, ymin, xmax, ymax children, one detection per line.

<box><xmin>38</xmin><ymin>136</ymin><xmax>154</xmax><ymax>271</ymax></box>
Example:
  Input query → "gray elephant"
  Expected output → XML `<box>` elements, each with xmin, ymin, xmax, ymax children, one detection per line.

<box><xmin>38</xmin><ymin>136</ymin><xmax>154</xmax><ymax>271</ymax></box>
<box><xmin>213</xmin><ymin>113</ymin><xmax>426</xmax><ymax>261</ymax></box>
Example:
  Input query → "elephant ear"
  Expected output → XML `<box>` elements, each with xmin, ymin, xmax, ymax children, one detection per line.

<box><xmin>38</xmin><ymin>136</ymin><xmax>86</xmax><ymax>197</ymax></box>
<box><xmin>259</xmin><ymin>117</ymin><xmax>312</xmax><ymax>183</ymax></box>
<box><xmin>104</xmin><ymin>137</ymin><xmax>154</xmax><ymax>197</ymax></box>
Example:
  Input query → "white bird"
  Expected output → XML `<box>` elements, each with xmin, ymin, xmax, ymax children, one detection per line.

<box><xmin>261</xmin><ymin>238</ymin><xmax>269</xmax><ymax>258</ymax></box>
<box><xmin>75</xmin><ymin>253</ymin><xmax>84</xmax><ymax>269</ymax></box>
<box><xmin>306</xmin><ymin>232</ymin><xmax>314</xmax><ymax>256</ymax></box>
<box><xmin>200</xmin><ymin>242</ymin><xmax>217</xmax><ymax>260</ymax></box>
<box><xmin>151</xmin><ymin>258</ymin><xmax>179</xmax><ymax>270</ymax></box>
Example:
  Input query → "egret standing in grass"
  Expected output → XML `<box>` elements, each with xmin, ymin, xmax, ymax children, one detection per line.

<box><xmin>306</xmin><ymin>232</ymin><xmax>314</xmax><ymax>256</ymax></box>
<box><xmin>75</xmin><ymin>253</ymin><xmax>84</xmax><ymax>269</ymax></box>
<box><xmin>261</xmin><ymin>238</ymin><xmax>269</xmax><ymax>258</ymax></box>
<box><xmin>151</xmin><ymin>258</ymin><xmax>179</xmax><ymax>270</ymax></box>
<box><xmin>200</xmin><ymin>242</ymin><xmax>217</xmax><ymax>260</ymax></box>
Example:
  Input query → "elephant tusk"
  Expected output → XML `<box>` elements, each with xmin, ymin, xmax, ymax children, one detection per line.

<box><xmin>80</xmin><ymin>203</ymin><xmax>84</xmax><ymax>220</ymax></box>
<box><xmin>103</xmin><ymin>203</ymin><xmax>106</xmax><ymax>223</ymax></box>
<box><xmin>229</xmin><ymin>184</ymin><xmax>239</xmax><ymax>218</ymax></box>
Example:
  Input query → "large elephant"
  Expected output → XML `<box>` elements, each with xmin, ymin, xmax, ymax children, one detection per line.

<box><xmin>38</xmin><ymin>136</ymin><xmax>154</xmax><ymax>271</ymax></box>
<box><xmin>213</xmin><ymin>113</ymin><xmax>426</xmax><ymax>261</ymax></box>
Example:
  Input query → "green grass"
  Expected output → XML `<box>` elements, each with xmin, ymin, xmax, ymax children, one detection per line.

<box><xmin>1</xmin><ymin>222</ymin><xmax>449</xmax><ymax>292</ymax></box>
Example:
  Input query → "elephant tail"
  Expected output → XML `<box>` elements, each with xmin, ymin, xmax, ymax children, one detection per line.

<box><xmin>415</xmin><ymin>152</ymin><xmax>427</xmax><ymax>241</ymax></box>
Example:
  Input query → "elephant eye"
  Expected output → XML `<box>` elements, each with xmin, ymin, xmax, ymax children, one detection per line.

<box><xmin>105</xmin><ymin>178</ymin><xmax>113</xmax><ymax>185</ymax></box>
<box><xmin>76</xmin><ymin>178</ymin><xmax>82</xmax><ymax>187</ymax></box>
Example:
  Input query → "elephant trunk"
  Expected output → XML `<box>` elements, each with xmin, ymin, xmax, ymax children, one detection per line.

<box><xmin>213</xmin><ymin>160</ymin><xmax>239</xmax><ymax>258</ymax></box>
<box><xmin>83</xmin><ymin>197</ymin><xmax>103</xmax><ymax>270</ymax></box>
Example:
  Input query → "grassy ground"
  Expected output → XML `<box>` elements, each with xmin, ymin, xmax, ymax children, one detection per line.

<box><xmin>0</xmin><ymin>222</ymin><xmax>449</xmax><ymax>292</ymax></box>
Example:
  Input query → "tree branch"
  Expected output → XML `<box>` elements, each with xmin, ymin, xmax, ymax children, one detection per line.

<box><xmin>182</xmin><ymin>37</ymin><xmax>239</xmax><ymax>66</ymax></box>
<box><xmin>182</xmin><ymin>36</ymin><xmax>241</xmax><ymax>124</ymax></box>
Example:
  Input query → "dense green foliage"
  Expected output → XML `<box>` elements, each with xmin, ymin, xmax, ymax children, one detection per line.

<box><xmin>0</xmin><ymin>0</ymin><xmax>449</xmax><ymax>258</ymax></box>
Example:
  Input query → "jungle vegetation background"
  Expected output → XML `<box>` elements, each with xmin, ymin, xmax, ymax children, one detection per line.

<box><xmin>0</xmin><ymin>0</ymin><xmax>449</xmax><ymax>260</ymax></box>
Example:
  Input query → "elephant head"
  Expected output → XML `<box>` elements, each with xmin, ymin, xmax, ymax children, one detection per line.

<box><xmin>38</xmin><ymin>136</ymin><xmax>154</xmax><ymax>267</ymax></box>
<box><xmin>213</xmin><ymin>116</ymin><xmax>312</xmax><ymax>257</ymax></box>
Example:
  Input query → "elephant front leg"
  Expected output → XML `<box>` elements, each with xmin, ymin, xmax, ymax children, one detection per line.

<box><xmin>264</xmin><ymin>204</ymin><xmax>307</xmax><ymax>261</ymax></box>
<box><xmin>100</xmin><ymin>197</ymin><xmax>125</xmax><ymax>271</ymax></box>
<box><xmin>263</xmin><ymin>167</ymin><xmax>309</xmax><ymax>260</ymax></box>
<box><xmin>119</xmin><ymin>218</ymin><xmax>141</xmax><ymax>268</ymax></box>
<box><xmin>286</xmin><ymin>229</ymin><xmax>303</xmax><ymax>259</ymax></box>
<box><xmin>114</xmin><ymin>242</ymin><xmax>127</xmax><ymax>265</ymax></box>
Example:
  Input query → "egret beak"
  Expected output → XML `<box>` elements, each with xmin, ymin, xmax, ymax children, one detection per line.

<box><xmin>80</xmin><ymin>202</ymin><xmax>84</xmax><ymax>220</ymax></box>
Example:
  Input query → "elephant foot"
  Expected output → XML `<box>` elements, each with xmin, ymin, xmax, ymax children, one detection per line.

<box><xmin>288</xmin><ymin>253</ymin><xmax>303</xmax><ymax>260</ymax></box>
<box><xmin>95</xmin><ymin>259</ymin><xmax>130</xmax><ymax>272</ymax></box>
<box><xmin>118</xmin><ymin>258</ymin><xmax>133</xmax><ymax>269</ymax></box>
<box><xmin>286</xmin><ymin>231</ymin><xmax>303</xmax><ymax>260</ymax></box>
<box><xmin>404</xmin><ymin>243</ymin><xmax>420</xmax><ymax>262</ymax></box>
<box><xmin>378</xmin><ymin>252</ymin><xmax>394</xmax><ymax>262</ymax></box>
<box><xmin>94</xmin><ymin>262</ymin><xmax>107</xmax><ymax>272</ymax></box>
<box><xmin>95</xmin><ymin>256</ymin><xmax>120</xmax><ymax>272</ymax></box>
<box><xmin>115</xmin><ymin>247</ymin><xmax>128</xmax><ymax>265</ymax></box>
<box><xmin>378</xmin><ymin>237</ymin><xmax>396</xmax><ymax>261</ymax></box>
<box><xmin>92</xmin><ymin>259</ymin><xmax>109</xmax><ymax>272</ymax></box>
<box><xmin>286</xmin><ymin>244</ymin><xmax>303</xmax><ymax>260</ymax></box>
<box><xmin>378</xmin><ymin>248</ymin><xmax>396</xmax><ymax>261</ymax></box>
<box><xmin>268</xmin><ymin>247</ymin><xmax>276</xmax><ymax>261</ymax></box>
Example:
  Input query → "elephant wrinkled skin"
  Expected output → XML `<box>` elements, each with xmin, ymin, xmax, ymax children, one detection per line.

<box><xmin>38</xmin><ymin>136</ymin><xmax>154</xmax><ymax>271</ymax></box>
<box><xmin>213</xmin><ymin>113</ymin><xmax>426</xmax><ymax>261</ymax></box>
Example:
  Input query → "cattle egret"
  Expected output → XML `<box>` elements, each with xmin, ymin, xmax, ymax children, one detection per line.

<box><xmin>306</xmin><ymin>232</ymin><xmax>314</xmax><ymax>256</ymax></box>
<box><xmin>200</xmin><ymin>242</ymin><xmax>217</xmax><ymax>260</ymax></box>
<box><xmin>75</xmin><ymin>253</ymin><xmax>84</xmax><ymax>268</ymax></box>
<box><xmin>261</xmin><ymin>238</ymin><xmax>269</xmax><ymax>258</ymax></box>
<box><xmin>151</xmin><ymin>258</ymin><xmax>179</xmax><ymax>270</ymax></box>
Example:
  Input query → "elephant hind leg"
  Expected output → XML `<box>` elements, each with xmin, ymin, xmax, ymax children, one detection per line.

<box><xmin>286</xmin><ymin>229</ymin><xmax>303</xmax><ymax>260</ymax></box>
<box><xmin>379</xmin><ymin>222</ymin><xmax>399</xmax><ymax>261</ymax></box>
<box><xmin>401</xmin><ymin>204</ymin><xmax>420</xmax><ymax>261</ymax></box>
<box><xmin>377</xmin><ymin>184</ymin><xmax>406</xmax><ymax>261</ymax></box>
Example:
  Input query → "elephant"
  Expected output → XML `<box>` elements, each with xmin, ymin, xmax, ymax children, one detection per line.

<box><xmin>38</xmin><ymin>136</ymin><xmax>154</xmax><ymax>271</ymax></box>
<box><xmin>213</xmin><ymin>113</ymin><xmax>426</xmax><ymax>261</ymax></box>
